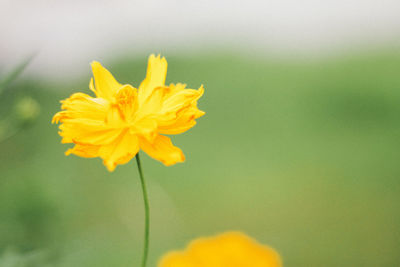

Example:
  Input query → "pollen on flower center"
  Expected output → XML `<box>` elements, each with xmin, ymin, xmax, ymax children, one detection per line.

<box><xmin>116</xmin><ymin>87</ymin><xmax>135</xmax><ymax>105</ymax></box>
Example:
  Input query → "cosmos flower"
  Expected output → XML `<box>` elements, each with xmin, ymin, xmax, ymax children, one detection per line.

<box><xmin>158</xmin><ymin>232</ymin><xmax>282</xmax><ymax>267</ymax></box>
<box><xmin>52</xmin><ymin>55</ymin><xmax>204</xmax><ymax>171</ymax></box>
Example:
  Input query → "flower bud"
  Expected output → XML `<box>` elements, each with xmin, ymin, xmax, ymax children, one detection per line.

<box><xmin>15</xmin><ymin>97</ymin><xmax>40</xmax><ymax>125</ymax></box>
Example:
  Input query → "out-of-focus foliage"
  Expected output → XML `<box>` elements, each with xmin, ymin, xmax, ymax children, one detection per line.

<box><xmin>0</xmin><ymin>249</ymin><xmax>54</xmax><ymax>267</ymax></box>
<box><xmin>1</xmin><ymin>50</ymin><xmax>400</xmax><ymax>267</ymax></box>
<box><xmin>0</xmin><ymin>57</ymin><xmax>39</xmax><ymax>143</ymax></box>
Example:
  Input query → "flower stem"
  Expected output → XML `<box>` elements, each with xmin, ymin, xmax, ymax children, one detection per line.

<box><xmin>135</xmin><ymin>153</ymin><xmax>150</xmax><ymax>267</ymax></box>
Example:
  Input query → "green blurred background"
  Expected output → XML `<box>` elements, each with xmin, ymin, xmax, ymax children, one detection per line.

<box><xmin>1</xmin><ymin>49</ymin><xmax>400</xmax><ymax>266</ymax></box>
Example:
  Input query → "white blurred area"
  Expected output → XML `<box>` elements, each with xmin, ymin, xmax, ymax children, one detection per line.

<box><xmin>1</xmin><ymin>0</ymin><xmax>400</xmax><ymax>79</ymax></box>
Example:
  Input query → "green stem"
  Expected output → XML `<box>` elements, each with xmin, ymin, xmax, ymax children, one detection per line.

<box><xmin>0</xmin><ymin>126</ymin><xmax>20</xmax><ymax>144</ymax></box>
<box><xmin>135</xmin><ymin>153</ymin><xmax>150</xmax><ymax>267</ymax></box>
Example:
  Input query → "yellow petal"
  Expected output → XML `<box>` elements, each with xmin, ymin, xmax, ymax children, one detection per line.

<box><xmin>157</xmin><ymin>111</ymin><xmax>199</xmax><ymax>135</ymax></box>
<box><xmin>89</xmin><ymin>78</ymin><xmax>96</xmax><ymax>94</ymax></box>
<box><xmin>65</xmin><ymin>144</ymin><xmax>100</xmax><ymax>158</ymax></box>
<box><xmin>139</xmin><ymin>135</ymin><xmax>185</xmax><ymax>166</ymax></box>
<box><xmin>99</xmin><ymin>130</ymin><xmax>140</xmax><ymax>171</ymax></box>
<box><xmin>159</xmin><ymin>232</ymin><xmax>282</xmax><ymax>267</ymax></box>
<box><xmin>91</xmin><ymin>61</ymin><xmax>122</xmax><ymax>101</ymax></box>
<box><xmin>52</xmin><ymin>92</ymin><xmax>109</xmax><ymax>123</ymax></box>
<box><xmin>167</xmin><ymin>82</ymin><xmax>186</xmax><ymax>95</ymax></box>
<box><xmin>136</xmin><ymin>86</ymin><xmax>170</xmax><ymax>118</ymax></box>
<box><xmin>130</xmin><ymin>116</ymin><xmax>158</xmax><ymax>142</ymax></box>
<box><xmin>138</xmin><ymin>54</ymin><xmax>168</xmax><ymax>105</ymax></box>
<box><xmin>160</xmin><ymin>86</ymin><xmax>203</xmax><ymax>114</ymax></box>
<box><xmin>157</xmin><ymin>85</ymin><xmax>205</xmax><ymax>135</ymax></box>
<box><xmin>58</xmin><ymin>119</ymin><xmax>122</xmax><ymax>145</ymax></box>
<box><xmin>53</xmin><ymin>92</ymin><xmax>123</xmax><ymax>146</ymax></box>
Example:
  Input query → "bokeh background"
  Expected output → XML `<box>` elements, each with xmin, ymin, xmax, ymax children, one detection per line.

<box><xmin>1</xmin><ymin>0</ymin><xmax>400</xmax><ymax>266</ymax></box>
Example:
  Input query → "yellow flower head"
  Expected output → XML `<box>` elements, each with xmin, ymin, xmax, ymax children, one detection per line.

<box><xmin>52</xmin><ymin>55</ymin><xmax>204</xmax><ymax>171</ymax></box>
<box><xmin>158</xmin><ymin>232</ymin><xmax>282</xmax><ymax>267</ymax></box>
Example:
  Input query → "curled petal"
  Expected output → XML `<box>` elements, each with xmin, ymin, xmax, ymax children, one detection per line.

<box><xmin>91</xmin><ymin>61</ymin><xmax>122</xmax><ymax>101</ymax></box>
<box><xmin>65</xmin><ymin>144</ymin><xmax>100</xmax><ymax>158</ymax></box>
<box><xmin>137</xmin><ymin>86</ymin><xmax>170</xmax><ymax>118</ymax></box>
<box><xmin>161</xmin><ymin>86</ymin><xmax>203</xmax><ymax>114</ymax></box>
<box><xmin>58</xmin><ymin>119</ymin><xmax>122</xmax><ymax>145</ymax></box>
<box><xmin>53</xmin><ymin>92</ymin><xmax>122</xmax><ymax>146</ymax></box>
<box><xmin>158</xmin><ymin>107</ymin><xmax>204</xmax><ymax>135</ymax></box>
<box><xmin>138</xmin><ymin>54</ymin><xmax>167</xmax><ymax>105</ymax></box>
<box><xmin>52</xmin><ymin>92</ymin><xmax>109</xmax><ymax>123</ymax></box>
<box><xmin>139</xmin><ymin>135</ymin><xmax>185</xmax><ymax>166</ymax></box>
<box><xmin>157</xmin><ymin>85</ymin><xmax>205</xmax><ymax>134</ymax></box>
<box><xmin>89</xmin><ymin>78</ymin><xmax>96</xmax><ymax>94</ymax></box>
<box><xmin>167</xmin><ymin>82</ymin><xmax>186</xmax><ymax>95</ymax></box>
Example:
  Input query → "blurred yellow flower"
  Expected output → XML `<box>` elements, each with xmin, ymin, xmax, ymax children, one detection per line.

<box><xmin>158</xmin><ymin>232</ymin><xmax>282</xmax><ymax>267</ymax></box>
<box><xmin>52</xmin><ymin>54</ymin><xmax>204</xmax><ymax>171</ymax></box>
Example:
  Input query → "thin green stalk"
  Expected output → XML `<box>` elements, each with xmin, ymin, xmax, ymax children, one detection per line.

<box><xmin>135</xmin><ymin>153</ymin><xmax>150</xmax><ymax>267</ymax></box>
<box><xmin>0</xmin><ymin>125</ymin><xmax>20</xmax><ymax>144</ymax></box>
<box><xmin>0</xmin><ymin>54</ymin><xmax>35</xmax><ymax>95</ymax></box>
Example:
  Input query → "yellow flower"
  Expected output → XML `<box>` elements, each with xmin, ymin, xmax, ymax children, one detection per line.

<box><xmin>158</xmin><ymin>232</ymin><xmax>282</xmax><ymax>267</ymax></box>
<box><xmin>52</xmin><ymin>55</ymin><xmax>204</xmax><ymax>171</ymax></box>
